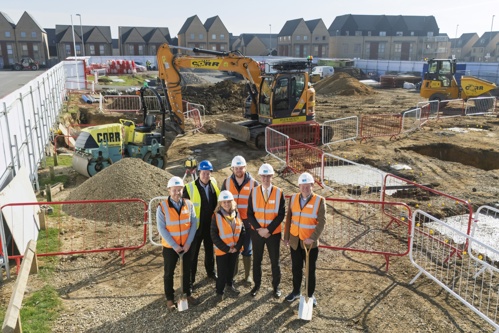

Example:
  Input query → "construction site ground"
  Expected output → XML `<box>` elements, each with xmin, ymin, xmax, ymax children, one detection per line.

<box><xmin>1</xmin><ymin>73</ymin><xmax>499</xmax><ymax>332</ymax></box>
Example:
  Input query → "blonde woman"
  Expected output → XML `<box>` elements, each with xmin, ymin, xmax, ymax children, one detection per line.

<box><xmin>210</xmin><ymin>190</ymin><xmax>246</xmax><ymax>303</ymax></box>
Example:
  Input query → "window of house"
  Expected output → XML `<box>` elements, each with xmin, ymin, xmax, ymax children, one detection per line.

<box><xmin>0</xmin><ymin>44</ymin><xmax>2</xmax><ymax>56</ymax></box>
<box><xmin>315</xmin><ymin>36</ymin><xmax>319</xmax><ymax>41</ymax></box>
<box><xmin>367</xmin><ymin>31</ymin><xmax>371</xmax><ymax>36</ymax></box>
<box><xmin>75</xmin><ymin>44</ymin><xmax>81</xmax><ymax>55</ymax></box>
<box><xmin>355</xmin><ymin>31</ymin><xmax>362</xmax><ymax>36</ymax></box>
<box><xmin>288</xmin><ymin>36</ymin><xmax>291</xmax><ymax>41</ymax></box>
<box><xmin>296</xmin><ymin>35</ymin><xmax>301</xmax><ymax>41</ymax></box>
<box><xmin>365</xmin><ymin>43</ymin><xmax>370</xmax><ymax>55</ymax></box>
<box><xmin>31</xmin><ymin>31</ymin><xmax>37</xmax><ymax>38</ymax></box>
<box><xmin>20</xmin><ymin>32</ymin><xmax>26</xmax><ymax>38</ymax></box>
<box><xmin>5</xmin><ymin>31</ymin><xmax>10</xmax><ymax>38</ymax></box>
<box><xmin>304</xmin><ymin>35</ymin><xmax>308</xmax><ymax>41</ymax></box>
<box><xmin>89</xmin><ymin>45</ymin><xmax>95</xmax><ymax>55</ymax></box>
<box><xmin>345</xmin><ymin>31</ymin><xmax>350</xmax><ymax>36</ymax></box>
<box><xmin>410</xmin><ymin>32</ymin><xmax>415</xmax><ymax>36</ymax></box>
<box><xmin>199</xmin><ymin>33</ymin><xmax>204</xmax><ymax>40</ymax></box>
<box><xmin>378</xmin><ymin>43</ymin><xmax>385</xmax><ymax>54</ymax></box>
<box><xmin>33</xmin><ymin>44</ymin><xmax>39</xmax><ymax>58</ymax></box>
<box><xmin>220</xmin><ymin>45</ymin><xmax>225</xmax><ymax>50</ymax></box>
<box><xmin>294</xmin><ymin>45</ymin><xmax>300</xmax><ymax>57</ymax></box>
<box><xmin>379</xmin><ymin>31</ymin><xmax>386</xmax><ymax>37</ymax></box>
<box><xmin>220</xmin><ymin>34</ymin><xmax>225</xmax><ymax>40</ymax></box>
<box><xmin>313</xmin><ymin>45</ymin><xmax>319</xmax><ymax>55</ymax></box>
<box><xmin>100</xmin><ymin>45</ymin><xmax>105</xmax><ymax>54</ymax></box>
<box><xmin>65</xmin><ymin>44</ymin><xmax>72</xmax><ymax>56</ymax></box>
<box><xmin>396</xmin><ymin>31</ymin><xmax>403</xmax><ymax>36</ymax></box>
<box><xmin>322</xmin><ymin>36</ymin><xmax>326</xmax><ymax>40</ymax></box>
<box><xmin>303</xmin><ymin>45</ymin><xmax>308</xmax><ymax>55</ymax></box>
<box><xmin>190</xmin><ymin>33</ymin><xmax>195</xmax><ymax>40</ymax></box>
<box><xmin>394</xmin><ymin>43</ymin><xmax>402</xmax><ymax>53</ymax></box>
<box><xmin>212</xmin><ymin>34</ymin><xmax>216</xmax><ymax>40</ymax></box>
<box><xmin>211</xmin><ymin>45</ymin><xmax>216</xmax><ymax>50</ymax></box>
<box><xmin>342</xmin><ymin>43</ymin><xmax>348</xmax><ymax>54</ymax></box>
<box><xmin>354</xmin><ymin>43</ymin><xmax>361</xmax><ymax>53</ymax></box>
<box><xmin>128</xmin><ymin>45</ymin><xmax>134</xmax><ymax>55</ymax></box>
<box><xmin>150</xmin><ymin>45</ymin><xmax>156</xmax><ymax>55</ymax></box>
<box><xmin>427</xmin><ymin>32</ymin><xmax>434</xmax><ymax>37</ymax></box>
<box><xmin>138</xmin><ymin>45</ymin><xmax>144</xmax><ymax>55</ymax></box>
<box><xmin>21</xmin><ymin>44</ymin><xmax>28</xmax><ymax>56</ymax></box>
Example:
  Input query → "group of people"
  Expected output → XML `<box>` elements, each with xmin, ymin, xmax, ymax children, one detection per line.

<box><xmin>156</xmin><ymin>156</ymin><xmax>326</xmax><ymax>312</ymax></box>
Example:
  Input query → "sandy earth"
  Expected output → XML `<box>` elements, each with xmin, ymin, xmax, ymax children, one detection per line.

<box><xmin>1</xmin><ymin>82</ymin><xmax>498</xmax><ymax>332</ymax></box>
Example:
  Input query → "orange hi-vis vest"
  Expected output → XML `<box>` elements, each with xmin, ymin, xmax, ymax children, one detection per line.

<box><xmin>289</xmin><ymin>193</ymin><xmax>321</xmax><ymax>240</ymax></box>
<box><xmin>213</xmin><ymin>213</ymin><xmax>243</xmax><ymax>256</ymax></box>
<box><xmin>159</xmin><ymin>199</ymin><xmax>193</xmax><ymax>248</ymax></box>
<box><xmin>224</xmin><ymin>176</ymin><xmax>255</xmax><ymax>219</ymax></box>
<box><xmin>250</xmin><ymin>185</ymin><xmax>283</xmax><ymax>234</ymax></box>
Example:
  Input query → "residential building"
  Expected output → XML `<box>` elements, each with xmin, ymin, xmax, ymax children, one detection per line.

<box><xmin>0</xmin><ymin>11</ymin><xmax>49</xmax><ymax>68</ymax></box>
<box><xmin>450</xmin><ymin>33</ymin><xmax>479</xmax><ymax>62</ymax></box>
<box><xmin>118</xmin><ymin>26</ymin><xmax>171</xmax><ymax>56</ymax></box>
<box><xmin>470</xmin><ymin>31</ymin><xmax>499</xmax><ymax>62</ymax></box>
<box><xmin>278</xmin><ymin>18</ymin><xmax>329</xmax><ymax>57</ymax></box>
<box><xmin>327</xmin><ymin>14</ymin><xmax>446</xmax><ymax>61</ymax></box>
<box><xmin>231</xmin><ymin>33</ymin><xmax>277</xmax><ymax>56</ymax></box>
<box><xmin>55</xmin><ymin>24</ymin><xmax>112</xmax><ymax>60</ymax></box>
<box><xmin>178</xmin><ymin>15</ymin><xmax>229</xmax><ymax>52</ymax></box>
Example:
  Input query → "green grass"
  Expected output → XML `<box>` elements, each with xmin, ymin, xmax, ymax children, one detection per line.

<box><xmin>38</xmin><ymin>174</ymin><xmax>69</xmax><ymax>189</ymax></box>
<box><xmin>45</xmin><ymin>155</ymin><xmax>73</xmax><ymax>167</ymax></box>
<box><xmin>20</xmin><ymin>285</ymin><xmax>63</xmax><ymax>333</ymax></box>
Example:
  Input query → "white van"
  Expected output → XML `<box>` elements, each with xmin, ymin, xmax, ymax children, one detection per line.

<box><xmin>311</xmin><ymin>66</ymin><xmax>335</xmax><ymax>79</ymax></box>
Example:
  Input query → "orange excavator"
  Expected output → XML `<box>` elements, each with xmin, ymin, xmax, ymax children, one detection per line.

<box><xmin>156</xmin><ymin>43</ymin><xmax>317</xmax><ymax>148</ymax></box>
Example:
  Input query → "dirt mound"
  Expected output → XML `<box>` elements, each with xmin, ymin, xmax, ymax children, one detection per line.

<box><xmin>64</xmin><ymin>158</ymin><xmax>175</xmax><ymax>221</ymax></box>
<box><xmin>314</xmin><ymin>72</ymin><xmax>376</xmax><ymax>96</ymax></box>
<box><xmin>182</xmin><ymin>80</ymin><xmax>247</xmax><ymax>114</ymax></box>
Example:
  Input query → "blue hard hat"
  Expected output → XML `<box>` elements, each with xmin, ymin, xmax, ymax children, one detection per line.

<box><xmin>198</xmin><ymin>160</ymin><xmax>213</xmax><ymax>171</ymax></box>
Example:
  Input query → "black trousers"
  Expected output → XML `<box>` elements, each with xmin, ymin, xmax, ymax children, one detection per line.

<box><xmin>251</xmin><ymin>230</ymin><xmax>281</xmax><ymax>290</ymax></box>
<box><xmin>215</xmin><ymin>252</ymin><xmax>238</xmax><ymax>295</ymax></box>
<box><xmin>190</xmin><ymin>226</ymin><xmax>215</xmax><ymax>286</ymax></box>
<box><xmin>162</xmin><ymin>246</ymin><xmax>192</xmax><ymax>301</ymax></box>
<box><xmin>290</xmin><ymin>244</ymin><xmax>318</xmax><ymax>297</ymax></box>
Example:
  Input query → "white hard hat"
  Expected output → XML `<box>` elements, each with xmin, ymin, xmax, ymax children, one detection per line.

<box><xmin>167</xmin><ymin>176</ymin><xmax>184</xmax><ymax>188</ymax></box>
<box><xmin>258</xmin><ymin>163</ymin><xmax>275</xmax><ymax>175</ymax></box>
<box><xmin>298</xmin><ymin>172</ymin><xmax>314</xmax><ymax>185</ymax></box>
<box><xmin>231</xmin><ymin>155</ymin><xmax>246</xmax><ymax>167</ymax></box>
<box><xmin>218</xmin><ymin>190</ymin><xmax>234</xmax><ymax>202</ymax></box>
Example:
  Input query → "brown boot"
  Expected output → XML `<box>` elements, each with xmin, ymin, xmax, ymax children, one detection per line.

<box><xmin>233</xmin><ymin>255</ymin><xmax>239</xmax><ymax>278</ymax></box>
<box><xmin>166</xmin><ymin>300</ymin><xmax>176</xmax><ymax>312</ymax></box>
<box><xmin>243</xmin><ymin>256</ymin><xmax>253</xmax><ymax>284</ymax></box>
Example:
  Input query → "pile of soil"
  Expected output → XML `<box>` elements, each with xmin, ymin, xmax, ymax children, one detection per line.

<box><xmin>63</xmin><ymin>158</ymin><xmax>174</xmax><ymax>221</ymax></box>
<box><xmin>182</xmin><ymin>80</ymin><xmax>247</xmax><ymax>114</ymax></box>
<box><xmin>314</xmin><ymin>72</ymin><xmax>376</xmax><ymax>96</ymax></box>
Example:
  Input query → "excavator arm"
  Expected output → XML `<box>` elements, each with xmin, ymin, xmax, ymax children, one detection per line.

<box><xmin>156</xmin><ymin>43</ymin><xmax>264</xmax><ymax>128</ymax></box>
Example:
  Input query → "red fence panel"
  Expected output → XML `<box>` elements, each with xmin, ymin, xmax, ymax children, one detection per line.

<box><xmin>359</xmin><ymin>114</ymin><xmax>402</xmax><ymax>142</ymax></box>
<box><xmin>1</xmin><ymin>199</ymin><xmax>148</xmax><ymax>272</ymax></box>
<box><xmin>285</xmin><ymin>138</ymin><xmax>324</xmax><ymax>184</ymax></box>
<box><xmin>269</xmin><ymin>121</ymin><xmax>321</xmax><ymax>146</ymax></box>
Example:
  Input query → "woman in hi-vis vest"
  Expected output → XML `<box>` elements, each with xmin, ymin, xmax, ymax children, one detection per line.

<box><xmin>210</xmin><ymin>190</ymin><xmax>246</xmax><ymax>303</ymax></box>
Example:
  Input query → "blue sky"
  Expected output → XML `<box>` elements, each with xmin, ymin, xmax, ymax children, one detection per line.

<box><xmin>3</xmin><ymin>0</ymin><xmax>497</xmax><ymax>39</ymax></box>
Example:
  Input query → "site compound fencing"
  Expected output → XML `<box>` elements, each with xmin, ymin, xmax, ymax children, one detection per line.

<box><xmin>470</xmin><ymin>205</ymin><xmax>499</xmax><ymax>272</ymax></box>
<box><xmin>0</xmin><ymin>199</ymin><xmax>148</xmax><ymax>275</ymax></box>
<box><xmin>99</xmin><ymin>94</ymin><xmax>141</xmax><ymax>113</ymax></box>
<box><xmin>321</xmin><ymin>116</ymin><xmax>359</xmax><ymax>149</ymax></box>
<box><xmin>410</xmin><ymin>209</ymin><xmax>499</xmax><ymax>332</ymax></box>
<box><xmin>359</xmin><ymin>113</ymin><xmax>402</xmax><ymax>142</ymax></box>
<box><xmin>320</xmin><ymin>198</ymin><xmax>412</xmax><ymax>271</ymax></box>
<box><xmin>268</xmin><ymin>121</ymin><xmax>322</xmax><ymax>147</ymax></box>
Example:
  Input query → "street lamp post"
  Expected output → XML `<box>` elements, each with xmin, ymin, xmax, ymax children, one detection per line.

<box><xmin>269</xmin><ymin>24</ymin><xmax>272</xmax><ymax>55</ymax></box>
<box><xmin>76</xmin><ymin>14</ymin><xmax>85</xmax><ymax>57</ymax></box>
<box><xmin>455</xmin><ymin>24</ymin><xmax>459</xmax><ymax>39</ymax></box>
<box><xmin>70</xmin><ymin>15</ymin><xmax>80</xmax><ymax>89</ymax></box>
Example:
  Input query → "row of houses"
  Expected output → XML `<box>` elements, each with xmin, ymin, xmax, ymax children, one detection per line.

<box><xmin>1</xmin><ymin>11</ymin><xmax>498</xmax><ymax>69</ymax></box>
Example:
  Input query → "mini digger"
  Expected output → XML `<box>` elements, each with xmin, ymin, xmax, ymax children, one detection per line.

<box><xmin>72</xmin><ymin>86</ymin><xmax>183</xmax><ymax>177</ymax></box>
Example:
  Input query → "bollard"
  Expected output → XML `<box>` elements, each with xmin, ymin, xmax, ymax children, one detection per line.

<box><xmin>45</xmin><ymin>184</ymin><xmax>52</xmax><ymax>202</ymax></box>
<box><xmin>49</xmin><ymin>166</ymin><xmax>55</xmax><ymax>180</ymax></box>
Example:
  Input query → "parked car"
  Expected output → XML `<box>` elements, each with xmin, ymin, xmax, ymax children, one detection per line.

<box><xmin>11</xmin><ymin>58</ymin><xmax>39</xmax><ymax>71</ymax></box>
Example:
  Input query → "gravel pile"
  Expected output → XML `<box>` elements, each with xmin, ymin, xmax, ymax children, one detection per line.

<box><xmin>63</xmin><ymin>158</ymin><xmax>174</xmax><ymax>221</ymax></box>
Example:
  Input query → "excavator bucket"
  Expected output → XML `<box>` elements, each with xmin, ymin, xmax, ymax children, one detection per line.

<box><xmin>215</xmin><ymin>119</ymin><xmax>251</xmax><ymax>142</ymax></box>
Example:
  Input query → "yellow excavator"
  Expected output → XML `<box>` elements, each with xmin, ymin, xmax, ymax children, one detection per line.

<box><xmin>156</xmin><ymin>43</ymin><xmax>317</xmax><ymax>148</ymax></box>
<box><xmin>420</xmin><ymin>58</ymin><xmax>498</xmax><ymax>108</ymax></box>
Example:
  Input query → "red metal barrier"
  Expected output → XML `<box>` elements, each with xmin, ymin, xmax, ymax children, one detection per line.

<box><xmin>1</xmin><ymin>199</ymin><xmax>148</xmax><ymax>273</ymax></box>
<box><xmin>269</xmin><ymin>121</ymin><xmax>321</xmax><ymax>146</ymax></box>
<box><xmin>285</xmin><ymin>138</ymin><xmax>324</xmax><ymax>184</ymax></box>
<box><xmin>359</xmin><ymin>114</ymin><xmax>402</xmax><ymax>142</ymax></box>
<box><xmin>283</xmin><ymin>195</ymin><xmax>411</xmax><ymax>271</ymax></box>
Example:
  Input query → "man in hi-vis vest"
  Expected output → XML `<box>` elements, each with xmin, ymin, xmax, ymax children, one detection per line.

<box><xmin>246</xmin><ymin>163</ymin><xmax>285</xmax><ymax>298</ymax></box>
<box><xmin>183</xmin><ymin>160</ymin><xmax>220</xmax><ymax>291</ymax></box>
<box><xmin>221</xmin><ymin>155</ymin><xmax>259</xmax><ymax>285</ymax></box>
<box><xmin>157</xmin><ymin>176</ymin><xmax>198</xmax><ymax>311</ymax></box>
<box><xmin>283</xmin><ymin>172</ymin><xmax>326</xmax><ymax>307</ymax></box>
